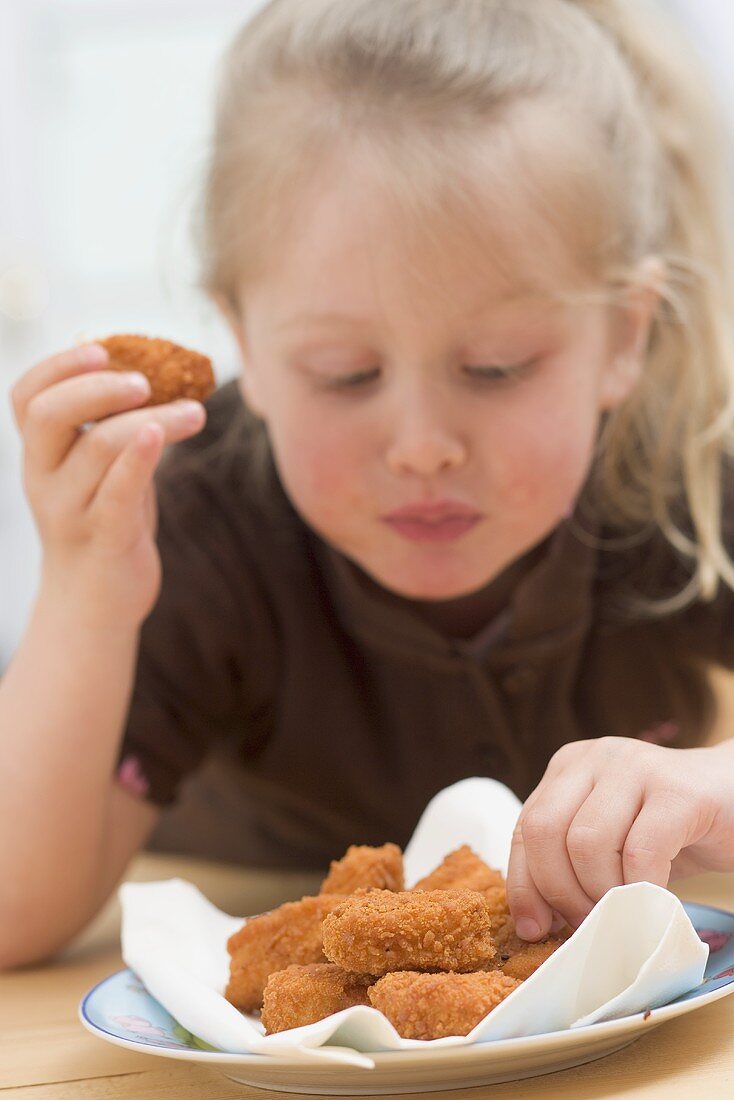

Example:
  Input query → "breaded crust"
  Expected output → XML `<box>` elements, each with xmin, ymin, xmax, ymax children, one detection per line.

<box><xmin>320</xmin><ymin>843</ymin><xmax>404</xmax><ymax>895</ymax></box>
<box><xmin>368</xmin><ymin>970</ymin><xmax>520</xmax><ymax>1039</ymax></box>
<box><xmin>412</xmin><ymin>845</ymin><xmax>504</xmax><ymax>892</ymax></box>
<box><xmin>225</xmin><ymin>894</ymin><xmax>345</xmax><ymax>1013</ymax></box>
<box><xmin>492</xmin><ymin>917</ymin><xmax>571</xmax><ymax>980</ymax></box>
<box><xmin>322</xmin><ymin>889</ymin><xmax>497</xmax><ymax>976</ymax></box>
<box><xmin>261</xmin><ymin>963</ymin><xmax>374</xmax><ymax>1033</ymax></box>
<box><xmin>98</xmin><ymin>334</ymin><xmax>214</xmax><ymax>405</ymax></box>
<box><xmin>481</xmin><ymin>884</ymin><xmax>511</xmax><ymax>934</ymax></box>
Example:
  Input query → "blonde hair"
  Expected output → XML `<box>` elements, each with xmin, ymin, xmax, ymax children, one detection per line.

<box><xmin>194</xmin><ymin>0</ymin><xmax>734</xmax><ymax>614</ymax></box>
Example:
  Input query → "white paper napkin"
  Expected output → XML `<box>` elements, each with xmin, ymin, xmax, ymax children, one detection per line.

<box><xmin>119</xmin><ymin>778</ymin><xmax>708</xmax><ymax>1064</ymax></box>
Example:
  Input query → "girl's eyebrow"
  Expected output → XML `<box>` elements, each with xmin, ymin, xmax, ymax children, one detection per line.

<box><xmin>275</xmin><ymin>312</ymin><xmax>370</xmax><ymax>333</ymax></box>
<box><xmin>275</xmin><ymin>293</ymin><xmax>539</xmax><ymax>334</ymax></box>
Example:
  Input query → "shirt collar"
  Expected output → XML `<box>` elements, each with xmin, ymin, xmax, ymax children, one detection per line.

<box><xmin>311</xmin><ymin>510</ymin><xmax>599</xmax><ymax>666</ymax></box>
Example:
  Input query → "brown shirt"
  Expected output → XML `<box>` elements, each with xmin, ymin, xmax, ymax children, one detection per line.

<box><xmin>118</xmin><ymin>382</ymin><xmax>734</xmax><ymax>869</ymax></box>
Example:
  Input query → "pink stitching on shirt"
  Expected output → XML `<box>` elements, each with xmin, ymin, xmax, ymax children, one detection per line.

<box><xmin>638</xmin><ymin>719</ymin><xmax>680</xmax><ymax>745</ymax></box>
<box><xmin>116</xmin><ymin>754</ymin><xmax>150</xmax><ymax>797</ymax></box>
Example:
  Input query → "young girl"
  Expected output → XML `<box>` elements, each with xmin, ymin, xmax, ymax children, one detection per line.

<box><xmin>3</xmin><ymin>0</ymin><xmax>734</xmax><ymax>967</ymax></box>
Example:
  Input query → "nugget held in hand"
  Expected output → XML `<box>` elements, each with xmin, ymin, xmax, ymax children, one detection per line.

<box><xmin>261</xmin><ymin>963</ymin><xmax>374</xmax><ymax>1034</ymax></box>
<box><xmin>322</xmin><ymin>889</ymin><xmax>496</xmax><ymax>976</ymax></box>
<box><xmin>320</xmin><ymin>843</ymin><xmax>404</xmax><ymax>894</ymax></box>
<box><xmin>225</xmin><ymin>894</ymin><xmax>345</xmax><ymax>1013</ymax></box>
<box><xmin>412</xmin><ymin>845</ymin><xmax>504</xmax><ymax>892</ymax></box>
<box><xmin>368</xmin><ymin>970</ymin><xmax>520</xmax><ymax>1039</ymax></box>
<box><xmin>98</xmin><ymin>334</ymin><xmax>214</xmax><ymax>405</ymax></box>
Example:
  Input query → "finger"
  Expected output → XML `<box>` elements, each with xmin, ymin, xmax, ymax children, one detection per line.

<box><xmin>11</xmin><ymin>343</ymin><xmax>109</xmax><ymax>428</ymax></box>
<box><xmin>566</xmin><ymin>777</ymin><xmax>643</xmax><ymax>902</ymax></box>
<box><xmin>38</xmin><ymin>401</ymin><xmax>204</xmax><ymax>528</ymax></box>
<box><xmin>506</xmin><ymin>823</ymin><xmax>553</xmax><ymax>941</ymax></box>
<box><xmin>542</xmin><ymin>740</ymin><xmax>588</xmax><ymax>782</ymax></box>
<box><xmin>521</xmin><ymin>739</ymin><xmax>594</xmax><ymax>817</ymax></box>
<box><xmin>519</xmin><ymin>769</ymin><xmax>597</xmax><ymax>932</ymax></box>
<box><xmin>550</xmin><ymin>910</ymin><xmax>568</xmax><ymax>935</ymax></box>
<box><xmin>516</xmin><ymin>742</ymin><xmax>590</xmax><ymax>822</ymax></box>
<box><xmin>670</xmin><ymin>850</ymin><xmax>707</xmax><ymax>880</ymax></box>
<box><xmin>23</xmin><ymin>369</ymin><xmax>152</xmax><ymax>472</ymax></box>
<box><xmin>73</xmin><ymin>400</ymin><xmax>206</xmax><ymax>510</ymax></box>
<box><xmin>91</xmin><ymin>422</ymin><xmax>166</xmax><ymax>539</ymax></box>
<box><xmin>145</xmin><ymin>483</ymin><xmax>158</xmax><ymax>534</ymax></box>
<box><xmin>623</xmin><ymin>794</ymin><xmax>695</xmax><ymax>887</ymax></box>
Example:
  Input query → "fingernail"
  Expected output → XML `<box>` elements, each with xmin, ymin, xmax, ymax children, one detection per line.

<box><xmin>125</xmin><ymin>372</ymin><xmax>150</xmax><ymax>394</ymax></box>
<box><xmin>81</xmin><ymin>343</ymin><xmax>107</xmax><ymax>364</ymax></box>
<box><xmin>550</xmin><ymin>914</ymin><xmax>567</xmax><ymax>935</ymax></box>
<box><xmin>516</xmin><ymin>918</ymin><xmax>541</xmax><ymax>941</ymax></box>
<box><xmin>176</xmin><ymin>400</ymin><xmax>204</xmax><ymax>419</ymax></box>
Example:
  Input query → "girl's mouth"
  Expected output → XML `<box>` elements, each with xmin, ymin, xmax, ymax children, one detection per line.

<box><xmin>382</xmin><ymin>500</ymin><xmax>483</xmax><ymax>543</ymax></box>
<box><xmin>384</xmin><ymin>516</ymin><xmax>482</xmax><ymax>542</ymax></box>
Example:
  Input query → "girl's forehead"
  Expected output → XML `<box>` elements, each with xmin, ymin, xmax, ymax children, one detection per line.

<box><xmin>243</xmin><ymin>108</ymin><xmax>606</xmax><ymax>322</ymax></box>
<box><xmin>243</xmin><ymin>191</ymin><xmax>578</xmax><ymax>334</ymax></box>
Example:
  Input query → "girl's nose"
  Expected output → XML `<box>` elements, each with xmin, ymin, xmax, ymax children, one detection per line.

<box><xmin>385</xmin><ymin>405</ymin><xmax>467</xmax><ymax>478</ymax></box>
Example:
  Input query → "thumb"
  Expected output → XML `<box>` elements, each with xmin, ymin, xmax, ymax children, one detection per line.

<box><xmin>506</xmin><ymin>824</ymin><xmax>554</xmax><ymax>942</ymax></box>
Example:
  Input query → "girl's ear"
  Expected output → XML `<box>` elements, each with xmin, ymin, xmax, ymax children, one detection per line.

<box><xmin>213</xmin><ymin>291</ymin><xmax>267</xmax><ymax>418</ymax></box>
<box><xmin>599</xmin><ymin>255</ymin><xmax>666</xmax><ymax>410</ymax></box>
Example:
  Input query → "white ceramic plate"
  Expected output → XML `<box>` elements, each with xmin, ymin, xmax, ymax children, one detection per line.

<box><xmin>79</xmin><ymin>901</ymin><xmax>734</xmax><ymax>1095</ymax></box>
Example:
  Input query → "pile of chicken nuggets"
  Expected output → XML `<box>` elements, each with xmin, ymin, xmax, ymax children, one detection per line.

<box><xmin>225</xmin><ymin>843</ymin><xmax>571</xmax><ymax>1040</ymax></box>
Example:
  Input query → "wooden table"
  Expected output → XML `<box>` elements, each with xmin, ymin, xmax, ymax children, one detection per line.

<box><xmin>1</xmin><ymin>852</ymin><xmax>733</xmax><ymax>1100</ymax></box>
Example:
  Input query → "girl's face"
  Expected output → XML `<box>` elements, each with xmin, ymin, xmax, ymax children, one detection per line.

<box><xmin>228</xmin><ymin>157</ymin><xmax>656</xmax><ymax>601</ymax></box>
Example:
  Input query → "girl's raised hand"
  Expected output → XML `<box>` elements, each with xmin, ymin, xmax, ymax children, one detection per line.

<box><xmin>506</xmin><ymin>735</ymin><xmax>734</xmax><ymax>940</ymax></box>
<box><xmin>11</xmin><ymin>343</ymin><xmax>207</xmax><ymax>628</ymax></box>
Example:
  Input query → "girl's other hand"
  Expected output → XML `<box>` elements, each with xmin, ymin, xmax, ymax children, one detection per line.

<box><xmin>11</xmin><ymin>343</ymin><xmax>207</xmax><ymax>627</ymax></box>
<box><xmin>506</xmin><ymin>736</ymin><xmax>734</xmax><ymax>940</ymax></box>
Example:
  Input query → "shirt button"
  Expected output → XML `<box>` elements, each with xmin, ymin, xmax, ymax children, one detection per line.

<box><xmin>501</xmin><ymin>665</ymin><xmax>537</xmax><ymax>694</ymax></box>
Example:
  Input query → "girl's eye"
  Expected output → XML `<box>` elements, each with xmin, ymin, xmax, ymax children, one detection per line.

<box><xmin>312</xmin><ymin>359</ymin><xmax>537</xmax><ymax>389</ymax></box>
<box><xmin>462</xmin><ymin>360</ymin><xmax>535</xmax><ymax>383</ymax></box>
<box><xmin>321</xmin><ymin>368</ymin><xmax>380</xmax><ymax>389</ymax></box>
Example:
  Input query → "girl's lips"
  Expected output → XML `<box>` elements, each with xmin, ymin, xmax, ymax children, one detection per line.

<box><xmin>383</xmin><ymin>515</ymin><xmax>482</xmax><ymax>542</ymax></box>
<box><xmin>381</xmin><ymin>501</ymin><xmax>483</xmax><ymax>542</ymax></box>
<box><xmin>383</xmin><ymin>498</ymin><xmax>482</xmax><ymax>522</ymax></box>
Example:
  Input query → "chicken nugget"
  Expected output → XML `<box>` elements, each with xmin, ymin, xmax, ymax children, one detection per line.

<box><xmin>492</xmin><ymin>917</ymin><xmax>571</xmax><ymax>980</ymax></box>
<box><xmin>482</xmin><ymin>884</ymin><xmax>511</xmax><ymax>934</ymax></box>
<box><xmin>261</xmin><ymin>963</ymin><xmax>374</xmax><ymax>1034</ymax></box>
<box><xmin>412</xmin><ymin>845</ymin><xmax>504</xmax><ymax>892</ymax></box>
<box><xmin>322</xmin><ymin>889</ymin><xmax>496</xmax><ymax>976</ymax></box>
<box><xmin>368</xmin><ymin>970</ymin><xmax>520</xmax><ymax>1040</ymax></box>
<box><xmin>320</xmin><ymin>843</ymin><xmax>404</xmax><ymax>894</ymax></box>
<box><xmin>98</xmin><ymin>334</ymin><xmax>214</xmax><ymax>405</ymax></box>
<box><xmin>225</xmin><ymin>894</ymin><xmax>345</xmax><ymax>1013</ymax></box>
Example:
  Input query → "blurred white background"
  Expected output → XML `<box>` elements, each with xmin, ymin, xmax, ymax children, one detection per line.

<box><xmin>1</xmin><ymin>0</ymin><xmax>733</xmax><ymax>669</ymax></box>
<box><xmin>0</xmin><ymin>0</ymin><xmax>270</xmax><ymax>668</ymax></box>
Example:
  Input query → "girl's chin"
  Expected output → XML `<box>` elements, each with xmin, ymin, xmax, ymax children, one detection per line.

<box><xmin>388</xmin><ymin>583</ymin><xmax>484</xmax><ymax>601</ymax></box>
<box><xmin>369</xmin><ymin>563</ymin><xmax>495</xmax><ymax>602</ymax></box>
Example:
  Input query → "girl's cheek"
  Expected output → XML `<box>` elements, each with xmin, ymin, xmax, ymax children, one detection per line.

<box><xmin>492</xmin><ymin>415</ymin><xmax>595</xmax><ymax>513</ymax></box>
<box><xmin>277</xmin><ymin>422</ymin><xmax>363</xmax><ymax>515</ymax></box>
